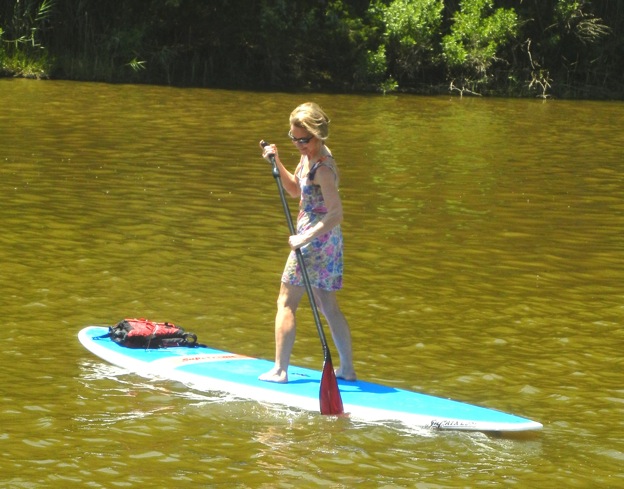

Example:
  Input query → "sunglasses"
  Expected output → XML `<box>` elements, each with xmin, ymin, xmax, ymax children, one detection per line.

<box><xmin>288</xmin><ymin>131</ymin><xmax>314</xmax><ymax>144</ymax></box>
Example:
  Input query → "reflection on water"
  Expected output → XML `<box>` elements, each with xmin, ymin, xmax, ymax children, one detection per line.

<box><xmin>1</xmin><ymin>79</ymin><xmax>623</xmax><ymax>487</ymax></box>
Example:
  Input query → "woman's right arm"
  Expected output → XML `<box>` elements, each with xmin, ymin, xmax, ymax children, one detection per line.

<box><xmin>262</xmin><ymin>144</ymin><xmax>301</xmax><ymax>198</ymax></box>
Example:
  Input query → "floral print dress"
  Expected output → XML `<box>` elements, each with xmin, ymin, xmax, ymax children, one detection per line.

<box><xmin>281</xmin><ymin>157</ymin><xmax>344</xmax><ymax>292</ymax></box>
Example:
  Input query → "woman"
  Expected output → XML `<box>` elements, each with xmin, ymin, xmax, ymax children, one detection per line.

<box><xmin>259</xmin><ymin>102</ymin><xmax>356</xmax><ymax>384</ymax></box>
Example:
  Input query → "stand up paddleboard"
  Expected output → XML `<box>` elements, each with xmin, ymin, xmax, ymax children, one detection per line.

<box><xmin>78</xmin><ymin>326</ymin><xmax>542</xmax><ymax>432</ymax></box>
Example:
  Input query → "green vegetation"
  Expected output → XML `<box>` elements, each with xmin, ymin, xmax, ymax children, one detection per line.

<box><xmin>0</xmin><ymin>0</ymin><xmax>53</xmax><ymax>78</ymax></box>
<box><xmin>1</xmin><ymin>0</ymin><xmax>621</xmax><ymax>98</ymax></box>
<box><xmin>441</xmin><ymin>0</ymin><xmax>518</xmax><ymax>94</ymax></box>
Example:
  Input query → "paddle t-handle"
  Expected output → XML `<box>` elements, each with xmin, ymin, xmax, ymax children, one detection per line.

<box><xmin>259</xmin><ymin>140</ymin><xmax>280</xmax><ymax>178</ymax></box>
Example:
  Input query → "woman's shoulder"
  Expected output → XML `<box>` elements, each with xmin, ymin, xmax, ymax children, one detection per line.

<box><xmin>311</xmin><ymin>155</ymin><xmax>339</xmax><ymax>183</ymax></box>
<box><xmin>321</xmin><ymin>149</ymin><xmax>338</xmax><ymax>168</ymax></box>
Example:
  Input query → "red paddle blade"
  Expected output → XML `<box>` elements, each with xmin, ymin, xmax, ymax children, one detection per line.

<box><xmin>320</xmin><ymin>359</ymin><xmax>344</xmax><ymax>415</ymax></box>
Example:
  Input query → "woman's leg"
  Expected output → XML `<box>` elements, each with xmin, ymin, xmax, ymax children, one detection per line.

<box><xmin>314</xmin><ymin>289</ymin><xmax>357</xmax><ymax>381</ymax></box>
<box><xmin>259</xmin><ymin>282</ymin><xmax>305</xmax><ymax>383</ymax></box>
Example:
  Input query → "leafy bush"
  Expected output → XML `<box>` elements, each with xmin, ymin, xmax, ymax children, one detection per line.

<box><xmin>0</xmin><ymin>0</ymin><xmax>54</xmax><ymax>77</ymax></box>
<box><xmin>441</xmin><ymin>0</ymin><xmax>518</xmax><ymax>90</ymax></box>
<box><xmin>377</xmin><ymin>0</ymin><xmax>444</xmax><ymax>84</ymax></box>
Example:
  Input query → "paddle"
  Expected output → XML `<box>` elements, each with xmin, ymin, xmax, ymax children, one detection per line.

<box><xmin>260</xmin><ymin>140</ymin><xmax>344</xmax><ymax>416</ymax></box>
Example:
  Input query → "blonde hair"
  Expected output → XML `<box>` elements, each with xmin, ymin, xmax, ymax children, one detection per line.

<box><xmin>289</xmin><ymin>102</ymin><xmax>330</xmax><ymax>141</ymax></box>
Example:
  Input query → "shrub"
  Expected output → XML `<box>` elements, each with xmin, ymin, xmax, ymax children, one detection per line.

<box><xmin>442</xmin><ymin>0</ymin><xmax>518</xmax><ymax>91</ymax></box>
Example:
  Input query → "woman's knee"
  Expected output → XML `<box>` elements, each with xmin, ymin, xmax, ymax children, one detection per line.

<box><xmin>314</xmin><ymin>289</ymin><xmax>340</xmax><ymax>317</ymax></box>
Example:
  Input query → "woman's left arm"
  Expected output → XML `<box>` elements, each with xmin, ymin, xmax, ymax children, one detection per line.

<box><xmin>288</xmin><ymin>165</ymin><xmax>343</xmax><ymax>250</ymax></box>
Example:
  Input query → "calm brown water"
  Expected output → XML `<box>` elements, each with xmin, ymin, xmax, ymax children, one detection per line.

<box><xmin>1</xmin><ymin>79</ymin><xmax>623</xmax><ymax>488</ymax></box>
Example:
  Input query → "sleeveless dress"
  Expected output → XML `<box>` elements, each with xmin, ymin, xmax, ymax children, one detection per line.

<box><xmin>281</xmin><ymin>157</ymin><xmax>344</xmax><ymax>292</ymax></box>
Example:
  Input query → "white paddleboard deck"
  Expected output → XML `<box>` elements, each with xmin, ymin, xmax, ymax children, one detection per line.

<box><xmin>79</xmin><ymin>326</ymin><xmax>542</xmax><ymax>432</ymax></box>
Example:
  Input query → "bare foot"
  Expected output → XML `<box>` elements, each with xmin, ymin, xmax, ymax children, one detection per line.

<box><xmin>258</xmin><ymin>367</ymin><xmax>288</xmax><ymax>383</ymax></box>
<box><xmin>335</xmin><ymin>367</ymin><xmax>357</xmax><ymax>382</ymax></box>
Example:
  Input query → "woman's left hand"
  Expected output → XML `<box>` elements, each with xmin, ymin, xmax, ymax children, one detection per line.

<box><xmin>288</xmin><ymin>234</ymin><xmax>308</xmax><ymax>250</ymax></box>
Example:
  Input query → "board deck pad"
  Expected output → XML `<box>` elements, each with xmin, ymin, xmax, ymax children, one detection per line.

<box><xmin>78</xmin><ymin>326</ymin><xmax>542</xmax><ymax>432</ymax></box>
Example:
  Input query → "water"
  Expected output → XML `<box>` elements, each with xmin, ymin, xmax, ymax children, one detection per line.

<box><xmin>1</xmin><ymin>79</ymin><xmax>623</xmax><ymax>488</ymax></box>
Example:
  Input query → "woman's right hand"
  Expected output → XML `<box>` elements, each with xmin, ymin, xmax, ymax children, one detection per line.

<box><xmin>260</xmin><ymin>141</ymin><xmax>278</xmax><ymax>162</ymax></box>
